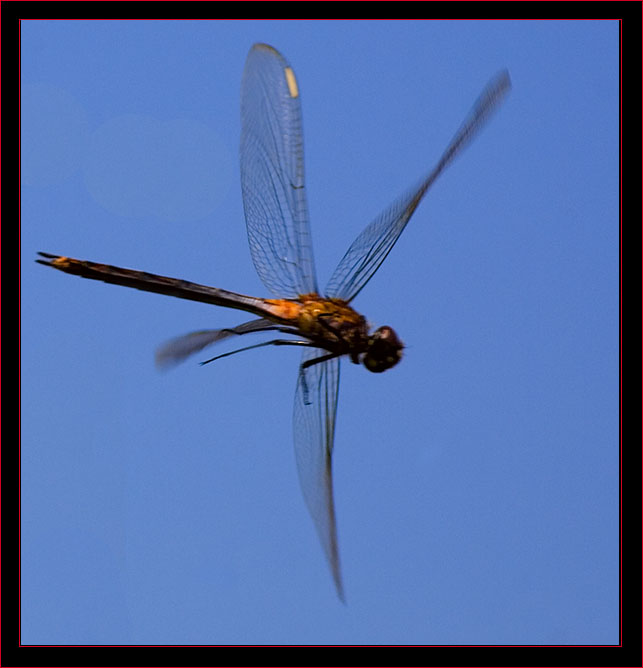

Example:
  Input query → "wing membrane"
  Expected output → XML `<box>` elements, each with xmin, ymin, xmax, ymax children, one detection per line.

<box><xmin>293</xmin><ymin>350</ymin><xmax>344</xmax><ymax>601</ymax></box>
<box><xmin>240</xmin><ymin>43</ymin><xmax>318</xmax><ymax>298</ymax></box>
<box><xmin>326</xmin><ymin>70</ymin><xmax>511</xmax><ymax>301</ymax></box>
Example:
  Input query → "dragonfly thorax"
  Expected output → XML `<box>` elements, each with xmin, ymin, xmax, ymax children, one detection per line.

<box><xmin>363</xmin><ymin>325</ymin><xmax>404</xmax><ymax>373</ymax></box>
<box><xmin>292</xmin><ymin>296</ymin><xmax>402</xmax><ymax>371</ymax></box>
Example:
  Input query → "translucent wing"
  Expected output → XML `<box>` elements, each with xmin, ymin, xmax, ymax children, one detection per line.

<box><xmin>240</xmin><ymin>43</ymin><xmax>318</xmax><ymax>298</ymax></box>
<box><xmin>326</xmin><ymin>70</ymin><xmax>511</xmax><ymax>301</ymax></box>
<box><xmin>293</xmin><ymin>350</ymin><xmax>344</xmax><ymax>601</ymax></box>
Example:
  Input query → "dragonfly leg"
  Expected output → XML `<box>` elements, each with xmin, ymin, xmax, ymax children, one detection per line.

<box><xmin>199</xmin><ymin>338</ymin><xmax>314</xmax><ymax>366</ymax></box>
<box><xmin>316</xmin><ymin>313</ymin><xmax>346</xmax><ymax>341</ymax></box>
<box><xmin>316</xmin><ymin>314</ymin><xmax>365</xmax><ymax>363</ymax></box>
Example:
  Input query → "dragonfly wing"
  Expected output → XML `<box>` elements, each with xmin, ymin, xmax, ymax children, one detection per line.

<box><xmin>293</xmin><ymin>350</ymin><xmax>344</xmax><ymax>601</ymax></box>
<box><xmin>155</xmin><ymin>318</ymin><xmax>284</xmax><ymax>369</ymax></box>
<box><xmin>326</xmin><ymin>70</ymin><xmax>511</xmax><ymax>301</ymax></box>
<box><xmin>241</xmin><ymin>43</ymin><xmax>318</xmax><ymax>298</ymax></box>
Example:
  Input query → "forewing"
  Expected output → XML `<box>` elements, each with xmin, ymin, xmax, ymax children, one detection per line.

<box><xmin>326</xmin><ymin>70</ymin><xmax>511</xmax><ymax>301</ymax></box>
<box><xmin>293</xmin><ymin>350</ymin><xmax>344</xmax><ymax>601</ymax></box>
<box><xmin>240</xmin><ymin>43</ymin><xmax>318</xmax><ymax>298</ymax></box>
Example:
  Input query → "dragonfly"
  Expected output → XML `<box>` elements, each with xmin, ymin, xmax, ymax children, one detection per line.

<box><xmin>37</xmin><ymin>43</ymin><xmax>510</xmax><ymax>601</ymax></box>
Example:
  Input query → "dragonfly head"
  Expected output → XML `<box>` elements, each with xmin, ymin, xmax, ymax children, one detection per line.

<box><xmin>363</xmin><ymin>326</ymin><xmax>403</xmax><ymax>373</ymax></box>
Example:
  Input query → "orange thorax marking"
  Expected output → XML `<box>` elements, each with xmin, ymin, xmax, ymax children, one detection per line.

<box><xmin>264</xmin><ymin>294</ymin><xmax>368</xmax><ymax>351</ymax></box>
<box><xmin>264</xmin><ymin>293</ymin><xmax>363</xmax><ymax>330</ymax></box>
<box><xmin>262</xmin><ymin>297</ymin><xmax>304</xmax><ymax>321</ymax></box>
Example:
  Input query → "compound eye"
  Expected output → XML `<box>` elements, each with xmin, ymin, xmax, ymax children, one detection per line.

<box><xmin>363</xmin><ymin>326</ymin><xmax>403</xmax><ymax>373</ymax></box>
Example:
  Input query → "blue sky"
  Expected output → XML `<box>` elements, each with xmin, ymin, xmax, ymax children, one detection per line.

<box><xmin>21</xmin><ymin>20</ymin><xmax>619</xmax><ymax>645</ymax></box>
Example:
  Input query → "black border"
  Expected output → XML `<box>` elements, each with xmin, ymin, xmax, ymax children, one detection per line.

<box><xmin>7</xmin><ymin>2</ymin><xmax>636</xmax><ymax>664</ymax></box>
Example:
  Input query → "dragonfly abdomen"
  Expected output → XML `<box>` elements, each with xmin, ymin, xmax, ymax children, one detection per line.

<box><xmin>37</xmin><ymin>253</ymin><xmax>277</xmax><ymax>320</ymax></box>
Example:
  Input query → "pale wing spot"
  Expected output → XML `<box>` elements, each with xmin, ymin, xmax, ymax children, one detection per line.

<box><xmin>284</xmin><ymin>67</ymin><xmax>299</xmax><ymax>98</ymax></box>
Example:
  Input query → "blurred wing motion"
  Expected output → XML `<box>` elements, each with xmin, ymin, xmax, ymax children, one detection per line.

<box><xmin>326</xmin><ymin>69</ymin><xmax>511</xmax><ymax>302</ymax></box>
<box><xmin>242</xmin><ymin>44</ymin><xmax>344</xmax><ymax>598</ymax></box>
<box><xmin>155</xmin><ymin>318</ymin><xmax>280</xmax><ymax>368</ymax></box>
<box><xmin>293</xmin><ymin>350</ymin><xmax>343</xmax><ymax>601</ymax></box>
<box><xmin>241</xmin><ymin>43</ymin><xmax>318</xmax><ymax>298</ymax></box>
